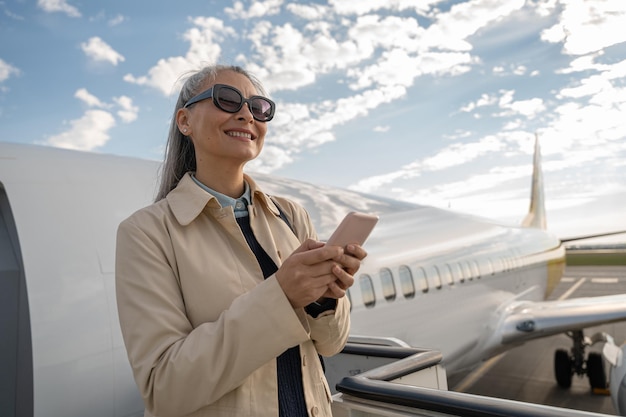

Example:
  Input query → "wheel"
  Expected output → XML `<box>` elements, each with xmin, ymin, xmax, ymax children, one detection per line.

<box><xmin>587</xmin><ymin>352</ymin><xmax>607</xmax><ymax>389</ymax></box>
<box><xmin>554</xmin><ymin>349</ymin><xmax>573</xmax><ymax>388</ymax></box>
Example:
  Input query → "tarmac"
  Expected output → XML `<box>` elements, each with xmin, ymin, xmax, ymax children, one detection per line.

<box><xmin>451</xmin><ymin>265</ymin><xmax>626</xmax><ymax>416</ymax></box>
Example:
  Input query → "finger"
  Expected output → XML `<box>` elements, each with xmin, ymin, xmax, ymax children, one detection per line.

<box><xmin>290</xmin><ymin>238</ymin><xmax>325</xmax><ymax>256</ymax></box>
<box><xmin>298</xmin><ymin>245</ymin><xmax>344</xmax><ymax>266</ymax></box>
<box><xmin>333</xmin><ymin>252</ymin><xmax>361</xmax><ymax>276</ymax></box>
<box><xmin>345</xmin><ymin>244</ymin><xmax>368</xmax><ymax>261</ymax></box>
<box><xmin>303</xmin><ymin>259</ymin><xmax>343</xmax><ymax>279</ymax></box>
<box><xmin>327</xmin><ymin>279</ymin><xmax>346</xmax><ymax>298</ymax></box>
<box><xmin>332</xmin><ymin>264</ymin><xmax>355</xmax><ymax>290</ymax></box>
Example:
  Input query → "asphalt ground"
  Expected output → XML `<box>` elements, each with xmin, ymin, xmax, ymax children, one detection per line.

<box><xmin>450</xmin><ymin>265</ymin><xmax>626</xmax><ymax>416</ymax></box>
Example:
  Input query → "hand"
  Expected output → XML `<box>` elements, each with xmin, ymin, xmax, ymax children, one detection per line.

<box><xmin>275</xmin><ymin>239</ymin><xmax>346</xmax><ymax>308</ymax></box>
<box><xmin>321</xmin><ymin>244</ymin><xmax>368</xmax><ymax>299</ymax></box>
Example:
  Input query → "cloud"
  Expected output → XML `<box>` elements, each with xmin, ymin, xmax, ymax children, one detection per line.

<box><xmin>0</xmin><ymin>58</ymin><xmax>20</xmax><ymax>83</ymax></box>
<box><xmin>286</xmin><ymin>3</ymin><xmax>328</xmax><ymax>20</ymax></box>
<box><xmin>37</xmin><ymin>0</ymin><xmax>80</xmax><ymax>18</ymax></box>
<box><xmin>108</xmin><ymin>14</ymin><xmax>126</xmax><ymax>26</ymax></box>
<box><xmin>76</xmin><ymin>88</ymin><xmax>139</xmax><ymax>123</ymax></box>
<box><xmin>45</xmin><ymin>89</ymin><xmax>138</xmax><ymax>150</ymax></box>
<box><xmin>328</xmin><ymin>0</ymin><xmax>428</xmax><ymax>16</ymax></box>
<box><xmin>124</xmin><ymin>17</ymin><xmax>232</xmax><ymax>95</ymax></box>
<box><xmin>421</xmin><ymin>136</ymin><xmax>505</xmax><ymax>171</ymax></box>
<box><xmin>80</xmin><ymin>37</ymin><xmax>125</xmax><ymax>65</ymax></box>
<box><xmin>118</xmin><ymin>0</ymin><xmax>625</xmax><ymax>199</ymax></box>
<box><xmin>460</xmin><ymin>90</ymin><xmax>546</xmax><ymax>119</ymax></box>
<box><xmin>225</xmin><ymin>0</ymin><xmax>283</xmax><ymax>19</ymax></box>
<box><xmin>419</xmin><ymin>0</ymin><xmax>526</xmax><ymax>52</ymax></box>
<box><xmin>74</xmin><ymin>88</ymin><xmax>106</xmax><ymax>108</ymax></box>
<box><xmin>44</xmin><ymin>110</ymin><xmax>116</xmax><ymax>151</ymax></box>
<box><xmin>350</xmin><ymin>135</ymin><xmax>507</xmax><ymax>194</ymax></box>
<box><xmin>247</xmin><ymin>144</ymin><xmax>293</xmax><ymax>173</ymax></box>
<box><xmin>541</xmin><ymin>0</ymin><xmax>626</xmax><ymax>56</ymax></box>
<box><xmin>113</xmin><ymin>96</ymin><xmax>139</xmax><ymax>123</ymax></box>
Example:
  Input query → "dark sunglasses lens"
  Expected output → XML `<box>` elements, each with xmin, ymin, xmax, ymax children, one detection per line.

<box><xmin>249</xmin><ymin>98</ymin><xmax>273</xmax><ymax>120</ymax></box>
<box><xmin>216</xmin><ymin>87</ymin><xmax>243</xmax><ymax>112</ymax></box>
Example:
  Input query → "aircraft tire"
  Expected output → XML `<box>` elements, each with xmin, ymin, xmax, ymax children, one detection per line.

<box><xmin>587</xmin><ymin>352</ymin><xmax>607</xmax><ymax>389</ymax></box>
<box><xmin>554</xmin><ymin>349</ymin><xmax>573</xmax><ymax>388</ymax></box>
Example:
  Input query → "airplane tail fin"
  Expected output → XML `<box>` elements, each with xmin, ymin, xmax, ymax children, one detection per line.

<box><xmin>521</xmin><ymin>133</ymin><xmax>547</xmax><ymax>230</ymax></box>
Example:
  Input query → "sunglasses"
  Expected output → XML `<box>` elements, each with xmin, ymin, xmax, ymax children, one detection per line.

<box><xmin>183</xmin><ymin>84</ymin><xmax>275</xmax><ymax>122</ymax></box>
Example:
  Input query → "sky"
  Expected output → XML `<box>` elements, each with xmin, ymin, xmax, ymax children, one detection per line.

<box><xmin>1</xmin><ymin>0</ymin><xmax>625</xmax><ymax>239</ymax></box>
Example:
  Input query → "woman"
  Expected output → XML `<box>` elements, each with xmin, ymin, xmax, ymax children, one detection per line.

<box><xmin>115</xmin><ymin>64</ymin><xmax>367</xmax><ymax>417</ymax></box>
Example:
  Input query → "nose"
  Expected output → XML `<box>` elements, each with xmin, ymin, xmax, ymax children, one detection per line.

<box><xmin>236</xmin><ymin>101</ymin><xmax>255</xmax><ymax>122</ymax></box>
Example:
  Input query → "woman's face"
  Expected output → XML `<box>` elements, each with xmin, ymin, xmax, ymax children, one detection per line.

<box><xmin>179</xmin><ymin>70</ymin><xmax>268</xmax><ymax>171</ymax></box>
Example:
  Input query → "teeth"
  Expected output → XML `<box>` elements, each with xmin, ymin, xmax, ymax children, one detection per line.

<box><xmin>227</xmin><ymin>131</ymin><xmax>252</xmax><ymax>139</ymax></box>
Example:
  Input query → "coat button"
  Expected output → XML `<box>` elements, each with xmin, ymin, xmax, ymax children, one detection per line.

<box><xmin>302</xmin><ymin>354</ymin><xmax>306</xmax><ymax>367</ymax></box>
<box><xmin>311</xmin><ymin>406</ymin><xmax>319</xmax><ymax>416</ymax></box>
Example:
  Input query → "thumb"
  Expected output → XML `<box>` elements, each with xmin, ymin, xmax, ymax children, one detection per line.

<box><xmin>292</xmin><ymin>238</ymin><xmax>325</xmax><ymax>254</ymax></box>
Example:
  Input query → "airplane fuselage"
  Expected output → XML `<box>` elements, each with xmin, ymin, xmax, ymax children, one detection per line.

<box><xmin>0</xmin><ymin>142</ymin><xmax>567</xmax><ymax>417</ymax></box>
<box><xmin>346</xmin><ymin>208</ymin><xmax>564</xmax><ymax>374</ymax></box>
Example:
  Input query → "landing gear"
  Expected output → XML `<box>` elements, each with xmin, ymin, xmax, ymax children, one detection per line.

<box><xmin>553</xmin><ymin>330</ymin><xmax>608</xmax><ymax>391</ymax></box>
<box><xmin>554</xmin><ymin>348</ymin><xmax>573</xmax><ymax>388</ymax></box>
<box><xmin>587</xmin><ymin>352</ymin><xmax>607</xmax><ymax>390</ymax></box>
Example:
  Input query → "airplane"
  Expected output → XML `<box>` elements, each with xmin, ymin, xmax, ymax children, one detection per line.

<box><xmin>1</xmin><ymin>138</ymin><xmax>625</xmax><ymax>417</ymax></box>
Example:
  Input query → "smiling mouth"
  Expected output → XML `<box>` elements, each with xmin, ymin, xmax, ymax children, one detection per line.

<box><xmin>227</xmin><ymin>131</ymin><xmax>254</xmax><ymax>140</ymax></box>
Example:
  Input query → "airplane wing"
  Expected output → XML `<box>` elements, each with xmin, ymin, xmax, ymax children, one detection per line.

<box><xmin>498</xmin><ymin>294</ymin><xmax>626</xmax><ymax>345</ymax></box>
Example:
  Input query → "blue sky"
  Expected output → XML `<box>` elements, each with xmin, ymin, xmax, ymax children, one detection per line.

<box><xmin>1</xmin><ymin>0</ymin><xmax>625</xmax><ymax>238</ymax></box>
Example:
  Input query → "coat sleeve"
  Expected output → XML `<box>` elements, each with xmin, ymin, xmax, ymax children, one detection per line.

<box><xmin>277</xmin><ymin>199</ymin><xmax>352</xmax><ymax>357</ymax></box>
<box><xmin>307</xmin><ymin>296</ymin><xmax>351</xmax><ymax>357</ymax></box>
<box><xmin>115</xmin><ymin>216</ymin><xmax>311</xmax><ymax>417</ymax></box>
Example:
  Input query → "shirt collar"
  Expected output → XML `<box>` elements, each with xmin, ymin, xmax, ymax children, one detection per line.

<box><xmin>191</xmin><ymin>174</ymin><xmax>251</xmax><ymax>211</ymax></box>
<box><xmin>167</xmin><ymin>172</ymin><xmax>280</xmax><ymax>226</ymax></box>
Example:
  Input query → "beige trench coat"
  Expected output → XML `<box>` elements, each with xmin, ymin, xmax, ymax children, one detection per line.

<box><xmin>115</xmin><ymin>173</ymin><xmax>350</xmax><ymax>417</ymax></box>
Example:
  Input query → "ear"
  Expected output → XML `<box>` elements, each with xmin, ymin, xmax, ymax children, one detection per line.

<box><xmin>176</xmin><ymin>108</ymin><xmax>191</xmax><ymax>136</ymax></box>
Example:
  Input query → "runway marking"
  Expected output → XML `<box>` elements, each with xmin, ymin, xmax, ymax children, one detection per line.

<box><xmin>456</xmin><ymin>278</ymin><xmax>588</xmax><ymax>393</ymax></box>
<box><xmin>455</xmin><ymin>272</ymin><xmax>619</xmax><ymax>395</ymax></box>
<box><xmin>558</xmin><ymin>278</ymin><xmax>586</xmax><ymax>300</ymax></box>
<box><xmin>454</xmin><ymin>353</ymin><xmax>506</xmax><ymax>393</ymax></box>
<box><xmin>591</xmin><ymin>278</ymin><xmax>619</xmax><ymax>284</ymax></box>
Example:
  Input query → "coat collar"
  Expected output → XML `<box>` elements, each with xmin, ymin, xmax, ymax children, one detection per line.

<box><xmin>166</xmin><ymin>172</ymin><xmax>281</xmax><ymax>226</ymax></box>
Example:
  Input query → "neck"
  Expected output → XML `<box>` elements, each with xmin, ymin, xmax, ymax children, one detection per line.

<box><xmin>195</xmin><ymin>166</ymin><xmax>245</xmax><ymax>198</ymax></box>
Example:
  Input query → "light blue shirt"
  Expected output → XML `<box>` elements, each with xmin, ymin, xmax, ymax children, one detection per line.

<box><xmin>191</xmin><ymin>174</ymin><xmax>251</xmax><ymax>219</ymax></box>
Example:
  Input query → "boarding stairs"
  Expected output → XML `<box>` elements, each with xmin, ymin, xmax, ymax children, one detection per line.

<box><xmin>327</xmin><ymin>336</ymin><xmax>615</xmax><ymax>417</ymax></box>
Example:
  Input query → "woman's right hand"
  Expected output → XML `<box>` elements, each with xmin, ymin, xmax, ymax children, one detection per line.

<box><xmin>275</xmin><ymin>239</ymin><xmax>346</xmax><ymax>308</ymax></box>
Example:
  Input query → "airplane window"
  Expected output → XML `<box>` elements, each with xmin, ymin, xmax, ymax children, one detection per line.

<box><xmin>471</xmin><ymin>260</ymin><xmax>481</xmax><ymax>279</ymax></box>
<box><xmin>424</xmin><ymin>265</ymin><xmax>442</xmax><ymax>289</ymax></box>
<box><xmin>380</xmin><ymin>268</ymin><xmax>396</xmax><ymax>301</ymax></box>
<box><xmin>511</xmin><ymin>249</ymin><xmax>521</xmax><ymax>267</ymax></box>
<box><xmin>398</xmin><ymin>265</ymin><xmax>415</xmax><ymax>299</ymax></box>
<box><xmin>416</xmin><ymin>267</ymin><xmax>429</xmax><ymax>293</ymax></box>
<box><xmin>461</xmin><ymin>261</ymin><xmax>472</xmax><ymax>281</ymax></box>
<box><xmin>492</xmin><ymin>258</ymin><xmax>502</xmax><ymax>274</ymax></box>
<box><xmin>450</xmin><ymin>262</ymin><xmax>464</xmax><ymax>283</ymax></box>
<box><xmin>436</xmin><ymin>264</ymin><xmax>454</xmax><ymax>286</ymax></box>
<box><xmin>511</xmin><ymin>252</ymin><xmax>520</xmax><ymax>269</ymax></box>
<box><xmin>360</xmin><ymin>274</ymin><xmax>376</xmax><ymax>308</ymax></box>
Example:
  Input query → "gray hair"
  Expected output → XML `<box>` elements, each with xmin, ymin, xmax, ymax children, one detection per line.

<box><xmin>155</xmin><ymin>64</ymin><xmax>267</xmax><ymax>201</ymax></box>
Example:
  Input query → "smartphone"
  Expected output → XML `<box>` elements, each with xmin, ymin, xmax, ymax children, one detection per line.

<box><xmin>325</xmin><ymin>212</ymin><xmax>379</xmax><ymax>247</ymax></box>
